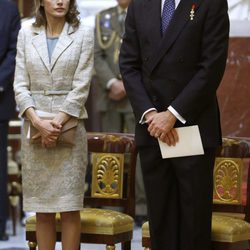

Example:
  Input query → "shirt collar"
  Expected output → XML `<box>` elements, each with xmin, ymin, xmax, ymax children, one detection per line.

<box><xmin>117</xmin><ymin>5</ymin><xmax>128</xmax><ymax>14</ymax></box>
<box><xmin>161</xmin><ymin>0</ymin><xmax>181</xmax><ymax>11</ymax></box>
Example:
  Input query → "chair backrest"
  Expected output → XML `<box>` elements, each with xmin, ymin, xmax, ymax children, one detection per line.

<box><xmin>213</xmin><ymin>137</ymin><xmax>250</xmax><ymax>222</ymax></box>
<box><xmin>84</xmin><ymin>132</ymin><xmax>137</xmax><ymax>218</ymax></box>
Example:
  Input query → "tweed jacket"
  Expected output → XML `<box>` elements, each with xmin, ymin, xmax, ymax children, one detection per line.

<box><xmin>14</xmin><ymin>22</ymin><xmax>93</xmax><ymax>119</ymax></box>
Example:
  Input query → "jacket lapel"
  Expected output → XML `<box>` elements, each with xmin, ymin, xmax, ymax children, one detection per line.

<box><xmin>144</xmin><ymin>0</ymin><xmax>162</xmax><ymax>51</ymax></box>
<box><xmin>148</xmin><ymin>0</ymin><xmax>202</xmax><ymax>74</ymax></box>
<box><xmin>50</xmin><ymin>22</ymin><xmax>74</xmax><ymax>71</ymax></box>
<box><xmin>32</xmin><ymin>27</ymin><xmax>51</xmax><ymax>72</ymax></box>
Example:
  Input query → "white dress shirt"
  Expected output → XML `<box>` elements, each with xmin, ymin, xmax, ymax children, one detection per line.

<box><xmin>139</xmin><ymin>0</ymin><xmax>186</xmax><ymax>124</ymax></box>
<box><xmin>162</xmin><ymin>0</ymin><xmax>181</xmax><ymax>10</ymax></box>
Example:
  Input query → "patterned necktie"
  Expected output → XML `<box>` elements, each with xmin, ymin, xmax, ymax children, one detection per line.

<box><xmin>161</xmin><ymin>0</ymin><xmax>175</xmax><ymax>34</ymax></box>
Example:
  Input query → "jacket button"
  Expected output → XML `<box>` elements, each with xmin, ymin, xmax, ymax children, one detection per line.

<box><xmin>144</xmin><ymin>56</ymin><xmax>149</xmax><ymax>62</ymax></box>
<box><xmin>152</xmin><ymin>95</ymin><xmax>158</xmax><ymax>101</ymax></box>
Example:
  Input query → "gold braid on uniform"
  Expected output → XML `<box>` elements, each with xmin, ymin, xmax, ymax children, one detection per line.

<box><xmin>96</xmin><ymin>13</ymin><xmax>117</xmax><ymax>50</ymax></box>
<box><xmin>113</xmin><ymin>36</ymin><xmax>121</xmax><ymax>64</ymax></box>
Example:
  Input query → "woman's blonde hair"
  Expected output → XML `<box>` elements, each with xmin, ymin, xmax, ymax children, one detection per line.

<box><xmin>33</xmin><ymin>0</ymin><xmax>80</xmax><ymax>29</ymax></box>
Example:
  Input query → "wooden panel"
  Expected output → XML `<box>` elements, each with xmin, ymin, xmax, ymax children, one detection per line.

<box><xmin>14</xmin><ymin>0</ymin><xmax>34</xmax><ymax>18</ymax></box>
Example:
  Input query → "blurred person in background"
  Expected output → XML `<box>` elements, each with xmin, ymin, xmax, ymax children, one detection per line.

<box><xmin>94</xmin><ymin>0</ymin><xmax>147</xmax><ymax>226</ymax></box>
<box><xmin>0</xmin><ymin>0</ymin><xmax>20</xmax><ymax>241</ymax></box>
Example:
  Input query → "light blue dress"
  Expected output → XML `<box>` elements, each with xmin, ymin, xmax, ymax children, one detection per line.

<box><xmin>46</xmin><ymin>37</ymin><xmax>59</xmax><ymax>61</ymax></box>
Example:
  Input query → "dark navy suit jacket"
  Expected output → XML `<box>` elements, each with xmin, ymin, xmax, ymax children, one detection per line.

<box><xmin>0</xmin><ymin>0</ymin><xmax>20</xmax><ymax>121</ymax></box>
<box><xmin>119</xmin><ymin>0</ymin><xmax>229</xmax><ymax>147</ymax></box>
<box><xmin>0</xmin><ymin>0</ymin><xmax>20</xmax><ymax>235</ymax></box>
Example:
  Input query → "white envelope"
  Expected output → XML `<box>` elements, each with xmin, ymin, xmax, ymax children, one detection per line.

<box><xmin>158</xmin><ymin>125</ymin><xmax>204</xmax><ymax>158</ymax></box>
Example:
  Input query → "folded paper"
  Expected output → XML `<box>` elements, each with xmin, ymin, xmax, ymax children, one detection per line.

<box><xmin>158</xmin><ymin>125</ymin><xmax>204</xmax><ymax>158</ymax></box>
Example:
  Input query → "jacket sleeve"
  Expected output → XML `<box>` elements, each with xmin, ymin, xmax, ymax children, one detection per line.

<box><xmin>14</xmin><ymin>28</ymin><xmax>36</xmax><ymax>117</ymax></box>
<box><xmin>171</xmin><ymin>0</ymin><xmax>229</xmax><ymax>123</ymax></box>
<box><xmin>59</xmin><ymin>27</ymin><xmax>94</xmax><ymax>118</ymax></box>
<box><xmin>119</xmin><ymin>0</ymin><xmax>155</xmax><ymax>122</ymax></box>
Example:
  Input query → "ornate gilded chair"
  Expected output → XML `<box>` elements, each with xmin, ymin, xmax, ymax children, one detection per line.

<box><xmin>141</xmin><ymin>137</ymin><xmax>250</xmax><ymax>250</ymax></box>
<box><xmin>25</xmin><ymin>132</ymin><xmax>137</xmax><ymax>250</ymax></box>
<box><xmin>212</xmin><ymin>137</ymin><xmax>250</xmax><ymax>250</ymax></box>
<box><xmin>7</xmin><ymin>146</ymin><xmax>22</xmax><ymax>236</ymax></box>
<box><xmin>8</xmin><ymin>120</ymin><xmax>22</xmax><ymax>235</ymax></box>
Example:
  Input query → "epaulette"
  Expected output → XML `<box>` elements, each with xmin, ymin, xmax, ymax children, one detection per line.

<box><xmin>99</xmin><ymin>6</ymin><xmax>116</xmax><ymax>16</ymax></box>
<box><xmin>95</xmin><ymin>7</ymin><xmax>117</xmax><ymax>50</ymax></box>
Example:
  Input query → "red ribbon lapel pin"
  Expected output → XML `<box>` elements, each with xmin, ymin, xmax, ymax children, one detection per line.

<box><xmin>190</xmin><ymin>4</ymin><xmax>196</xmax><ymax>20</ymax></box>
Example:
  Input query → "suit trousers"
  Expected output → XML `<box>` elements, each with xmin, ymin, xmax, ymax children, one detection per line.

<box><xmin>101</xmin><ymin>110</ymin><xmax>135</xmax><ymax>133</ymax></box>
<box><xmin>0</xmin><ymin>121</ymin><xmax>9</xmax><ymax>234</ymax></box>
<box><xmin>101</xmin><ymin>111</ymin><xmax>147</xmax><ymax>216</ymax></box>
<box><xmin>139</xmin><ymin>145</ymin><xmax>216</xmax><ymax>250</ymax></box>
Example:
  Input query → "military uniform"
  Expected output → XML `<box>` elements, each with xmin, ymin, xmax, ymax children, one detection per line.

<box><xmin>94</xmin><ymin>5</ymin><xmax>147</xmax><ymax>219</ymax></box>
<box><xmin>94</xmin><ymin>5</ymin><xmax>132</xmax><ymax>131</ymax></box>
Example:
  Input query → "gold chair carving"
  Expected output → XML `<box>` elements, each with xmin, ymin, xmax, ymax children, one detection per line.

<box><xmin>25</xmin><ymin>133</ymin><xmax>137</xmax><ymax>250</ymax></box>
<box><xmin>213</xmin><ymin>158</ymin><xmax>242</xmax><ymax>205</ymax></box>
<box><xmin>92</xmin><ymin>153</ymin><xmax>124</xmax><ymax>199</ymax></box>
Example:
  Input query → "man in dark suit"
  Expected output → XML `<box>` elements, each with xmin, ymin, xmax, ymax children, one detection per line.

<box><xmin>119</xmin><ymin>0</ymin><xmax>229</xmax><ymax>249</ymax></box>
<box><xmin>0</xmin><ymin>0</ymin><xmax>20</xmax><ymax>241</ymax></box>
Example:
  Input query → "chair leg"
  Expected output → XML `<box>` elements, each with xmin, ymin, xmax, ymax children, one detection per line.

<box><xmin>212</xmin><ymin>242</ymin><xmax>232</xmax><ymax>250</ymax></box>
<box><xmin>121</xmin><ymin>241</ymin><xmax>131</xmax><ymax>250</ymax></box>
<box><xmin>28</xmin><ymin>241</ymin><xmax>37</xmax><ymax>250</ymax></box>
<box><xmin>10</xmin><ymin>204</ymin><xmax>17</xmax><ymax>236</ymax></box>
<box><xmin>106</xmin><ymin>245</ymin><xmax>115</xmax><ymax>250</ymax></box>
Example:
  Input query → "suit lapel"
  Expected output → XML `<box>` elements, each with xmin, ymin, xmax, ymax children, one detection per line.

<box><xmin>32</xmin><ymin>27</ymin><xmax>51</xmax><ymax>72</ymax></box>
<box><xmin>144</xmin><ymin>0</ymin><xmax>162</xmax><ymax>50</ymax></box>
<box><xmin>148</xmin><ymin>0</ymin><xmax>202</xmax><ymax>74</ymax></box>
<box><xmin>50</xmin><ymin>22</ymin><xmax>74</xmax><ymax>71</ymax></box>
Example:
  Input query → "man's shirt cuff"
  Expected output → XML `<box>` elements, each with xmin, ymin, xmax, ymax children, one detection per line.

<box><xmin>168</xmin><ymin>106</ymin><xmax>186</xmax><ymax>124</ymax></box>
<box><xmin>139</xmin><ymin>108</ymin><xmax>157</xmax><ymax>124</ymax></box>
<box><xmin>106</xmin><ymin>78</ymin><xmax>118</xmax><ymax>89</ymax></box>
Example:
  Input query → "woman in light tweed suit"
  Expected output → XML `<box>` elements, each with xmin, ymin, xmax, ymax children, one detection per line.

<box><xmin>14</xmin><ymin>0</ymin><xmax>93</xmax><ymax>249</ymax></box>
